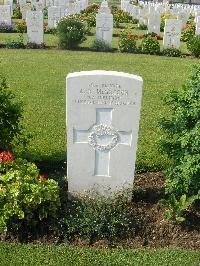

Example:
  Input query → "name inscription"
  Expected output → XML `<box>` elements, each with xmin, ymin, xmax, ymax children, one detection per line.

<box><xmin>75</xmin><ymin>82</ymin><xmax>137</xmax><ymax>106</ymax></box>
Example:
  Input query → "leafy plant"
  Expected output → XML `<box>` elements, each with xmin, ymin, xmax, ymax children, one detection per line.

<box><xmin>12</xmin><ymin>5</ymin><xmax>22</xmax><ymax>19</ymax></box>
<box><xmin>160</xmin><ymin>64</ymin><xmax>200</xmax><ymax>197</ymax></box>
<box><xmin>162</xmin><ymin>48</ymin><xmax>182</xmax><ymax>57</ymax></box>
<box><xmin>137</xmin><ymin>23</ymin><xmax>147</xmax><ymax>30</ymax></box>
<box><xmin>181</xmin><ymin>24</ymin><xmax>195</xmax><ymax>42</ymax></box>
<box><xmin>57</xmin><ymin>16</ymin><xmax>87</xmax><ymax>49</ymax></box>
<box><xmin>0</xmin><ymin>77</ymin><xmax>24</xmax><ymax>150</ymax></box>
<box><xmin>160</xmin><ymin>194</ymin><xmax>198</xmax><ymax>223</ymax></box>
<box><xmin>91</xmin><ymin>39</ymin><xmax>113</xmax><ymax>52</ymax></box>
<box><xmin>26</xmin><ymin>42</ymin><xmax>46</xmax><ymax>49</ymax></box>
<box><xmin>15</xmin><ymin>20</ymin><xmax>27</xmax><ymax>33</ymax></box>
<box><xmin>6</xmin><ymin>34</ymin><xmax>25</xmax><ymax>49</ymax></box>
<box><xmin>139</xmin><ymin>36</ymin><xmax>160</xmax><ymax>55</ymax></box>
<box><xmin>0</xmin><ymin>154</ymin><xmax>60</xmax><ymax>234</ymax></box>
<box><xmin>0</xmin><ymin>23</ymin><xmax>13</xmax><ymax>33</ymax></box>
<box><xmin>63</xmin><ymin>190</ymin><xmax>133</xmax><ymax>242</ymax></box>
<box><xmin>118</xmin><ymin>31</ymin><xmax>137</xmax><ymax>53</ymax></box>
<box><xmin>187</xmin><ymin>35</ymin><xmax>200</xmax><ymax>57</ymax></box>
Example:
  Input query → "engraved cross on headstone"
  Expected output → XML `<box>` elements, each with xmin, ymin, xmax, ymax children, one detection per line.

<box><xmin>73</xmin><ymin>108</ymin><xmax>132</xmax><ymax>177</ymax></box>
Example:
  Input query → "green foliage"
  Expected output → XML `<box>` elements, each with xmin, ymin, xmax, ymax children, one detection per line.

<box><xmin>162</xmin><ymin>48</ymin><xmax>182</xmax><ymax>57</ymax></box>
<box><xmin>0</xmin><ymin>157</ymin><xmax>60</xmax><ymax>233</ymax></box>
<box><xmin>187</xmin><ymin>35</ymin><xmax>200</xmax><ymax>57</ymax></box>
<box><xmin>0</xmin><ymin>77</ymin><xmax>24</xmax><ymax>150</ymax></box>
<box><xmin>63</xmin><ymin>191</ymin><xmax>133</xmax><ymax>241</ymax></box>
<box><xmin>139</xmin><ymin>36</ymin><xmax>160</xmax><ymax>55</ymax></box>
<box><xmin>160</xmin><ymin>13</ymin><xmax>176</xmax><ymax>32</ymax></box>
<box><xmin>12</xmin><ymin>5</ymin><xmax>22</xmax><ymax>19</ymax></box>
<box><xmin>181</xmin><ymin>25</ymin><xmax>195</xmax><ymax>42</ymax></box>
<box><xmin>91</xmin><ymin>39</ymin><xmax>113</xmax><ymax>52</ymax></box>
<box><xmin>160</xmin><ymin>194</ymin><xmax>198</xmax><ymax>224</ymax></box>
<box><xmin>43</xmin><ymin>7</ymin><xmax>48</xmax><ymax>19</ymax></box>
<box><xmin>118</xmin><ymin>31</ymin><xmax>137</xmax><ymax>53</ymax></box>
<box><xmin>137</xmin><ymin>23</ymin><xmax>147</xmax><ymax>30</ymax></box>
<box><xmin>160</xmin><ymin>64</ymin><xmax>200</xmax><ymax>197</ymax></box>
<box><xmin>82</xmin><ymin>3</ymin><xmax>99</xmax><ymax>15</ymax></box>
<box><xmin>57</xmin><ymin>16</ymin><xmax>87</xmax><ymax>49</ymax></box>
<box><xmin>113</xmin><ymin>10</ymin><xmax>132</xmax><ymax>24</ymax></box>
<box><xmin>15</xmin><ymin>20</ymin><xmax>27</xmax><ymax>33</ymax></box>
<box><xmin>6</xmin><ymin>34</ymin><xmax>25</xmax><ymax>49</ymax></box>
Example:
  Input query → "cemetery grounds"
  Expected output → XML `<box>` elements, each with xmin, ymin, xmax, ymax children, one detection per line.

<box><xmin>0</xmin><ymin>3</ymin><xmax>200</xmax><ymax>266</ymax></box>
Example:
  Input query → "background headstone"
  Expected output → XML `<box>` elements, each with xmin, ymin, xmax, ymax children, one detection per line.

<box><xmin>96</xmin><ymin>1</ymin><xmax>113</xmax><ymax>46</ymax></box>
<box><xmin>148</xmin><ymin>12</ymin><xmax>161</xmax><ymax>35</ymax></box>
<box><xmin>48</xmin><ymin>6</ymin><xmax>61</xmax><ymax>28</ymax></box>
<box><xmin>0</xmin><ymin>5</ymin><xmax>11</xmax><ymax>25</ymax></box>
<box><xmin>163</xmin><ymin>19</ymin><xmax>182</xmax><ymax>48</ymax></box>
<box><xmin>27</xmin><ymin>10</ymin><xmax>44</xmax><ymax>44</ymax></box>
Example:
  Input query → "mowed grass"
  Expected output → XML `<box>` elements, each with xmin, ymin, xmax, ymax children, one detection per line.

<box><xmin>0</xmin><ymin>243</ymin><xmax>200</xmax><ymax>266</ymax></box>
<box><xmin>0</xmin><ymin>49</ymin><xmax>198</xmax><ymax>170</ymax></box>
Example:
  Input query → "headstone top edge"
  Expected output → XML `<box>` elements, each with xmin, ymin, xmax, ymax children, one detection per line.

<box><xmin>67</xmin><ymin>71</ymin><xmax>143</xmax><ymax>82</ymax></box>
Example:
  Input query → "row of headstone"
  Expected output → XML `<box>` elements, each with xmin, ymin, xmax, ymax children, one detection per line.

<box><xmin>121</xmin><ymin>0</ymin><xmax>200</xmax><ymax>32</ymax></box>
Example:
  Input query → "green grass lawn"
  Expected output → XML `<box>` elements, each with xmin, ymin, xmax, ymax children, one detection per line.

<box><xmin>0</xmin><ymin>242</ymin><xmax>199</xmax><ymax>266</ymax></box>
<box><xmin>0</xmin><ymin>48</ymin><xmax>198</xmax><ymax>170</ymax></box>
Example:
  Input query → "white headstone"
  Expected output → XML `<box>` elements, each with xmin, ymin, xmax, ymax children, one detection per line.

<box><xmin>18</xmin><ymin>0</ymin><xmax>26</xmax><ymax>8</ymax></box>
<box><xmin>4</xmin><ymin>0</ymin><xmax>13</xmax><ymax>15</ymax></box>
<box><xmin>96</xmin><ymin>9</ymin><xmax>113</xmax><ymax>46</ymax></box>
<box><xmin>163</xmin><ymin>19</ymin><xmax>182</xmax><ymax>48</ymax></box>
<box><xmin>196</xmin><ymin>16</ymin><xmax>200</xmax><ymax>35</ymax></box>
<box><xmin>177</xmin><ymin>11</ymin><xmax>190</xmax><ymax>28</ymax></box>
<box><xmin>21</xmin><ymin>3</ymin><xmax>31</xmax><ymax>20</ymax></box>
<box><xmin>0</xmin><ymin>5</ymin><xmax>11</xmax><ymax>25</ymax></box>
<box><xmin>27</xmin><ymin>11</ymin><xmax>44</xmax><ymax>44</ymax></box>
<box><xmin>48</xmin><ymin>6</ymin><xmax>60</xmax><ymax>28</ymax></box>
<box><xmin>148</xmin><ymin>12</ymin><xmax>161</xmax><ymax>35</ymax></box>
<box><xmin>46</xmin><ymin>0</ymin><xmax>54</xmax><ymax>7</ymax></box>
<box><xmin>35</xmin><ymin>1</ymin><xmax>44</xmax><ymax>11</ymax></box>
<box><xmin>67</xmin><ymin>70</ymin><xmax>143</xmax><ymax>196</ymax></box>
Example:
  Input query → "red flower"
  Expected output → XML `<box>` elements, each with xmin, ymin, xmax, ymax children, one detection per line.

<box><xmin>0</xmin><ymin>151</ymin><xmax>14</xmax><ymax>163</ymax></box>
<box><xmin>127</xmin><ymin>32</ymin><xmax>133</xmax><ymax>37</ymax></box>
<box><xmin>39</xmin><ymin>175</ymin><xmax>46</xmax><ymax>181</ymax></box>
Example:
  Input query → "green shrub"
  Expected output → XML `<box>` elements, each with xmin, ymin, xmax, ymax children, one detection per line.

<box><xmin>26</xmin><ymin>42</ymin><xmax>46</xmax><ymax>49</ymax></box>
<box><xmin>139</xmin><ymin>36</ymin><xmax>160</xmax><ymax>55</ymax></box>
<box><xmin>181</xmin><ymin>25</ymin><xmax>195</xmax><ymax>42</ymax></box>
<box><xmin>113</xmin><ymin>10</ymin><xmax>132</xmax><ymax>24</ymax></box>
<box><xmin>0</xmin><ymin>155</ymin><xmax>60</xmax><ymax>234</ymax></box>
<box><xmin>84</xmin><ymin>13</ymin><xmax>96</xmax><ymax>27</ymax></box>
<box><xmin>118</xmin><ymin>31</ymin><xmax>137</xmax><ymax>53</ymax></box>
<box><xmin>15</xmin><ymin>20</ymin><xmax>27</xmax><ymax>33</ymax></box>
<box><xmin>160</xmin><ymin>13</ymin><xmax>176</xmax><ymax>32</ymax></box>
<box><xmin>137</xmin><ymin>23</ymin><xmax>147</xmax><ymax>30</ymax></box>
<box><xmin>57</xmin><ymin>16</ymin><xmax>86</xmax><ymax>49</ymax></box>
<box><xmin>91</xmin><ymin>39</ymin><xmax>113</xmax><ymax>52</ymax></box>
<box><xmin>63</xmin><ymin>190</ymin><xmax>133</xmax><ymax>241</ymax></box>
<box><xmin>12</xmin><ymin>5</ymin><xmax>22</xmax><ymax>19</ymax></box>
<box><xmin>159</xmin><ymin>64</ymin><xmax>200</xmax><ymax>197</ymax></box>
<box><xmin>0</xmin><ymin>23</ymin><xmax>13</xmax><ymax>33</ymax></box>
<box><xmin>162</xmin><ymin>48</ymin><xmax>182</xmax><ymax>57</ymax></box>
<box><xmin>0</xmin><ymin>77</ymin><xmax>24</xmax><ymax>150</ymax></box>
<box><xmin>6</xmin><ymin>34</ymin><xmax>25</xmax><ymax>49</ymax></box>
<box><xmin>82</xmin><ymin>3</ymin><xmax>99</xmax><ymax>15</ymax></box>
<box><xmin>187</xmin><ymin>35</ymin><xmax>200</xmax><ymax>57</ymax></box>
<box><xmin>160</xmin><ymin>194</ymin><xmax>198</xmax><ymax>224</ymax></box>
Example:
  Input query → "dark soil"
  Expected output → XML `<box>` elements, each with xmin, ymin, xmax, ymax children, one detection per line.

<box><xmin>2</xmin><ymin>172</ymin><xmax>200</xmax><ymax>249</ymax></box>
